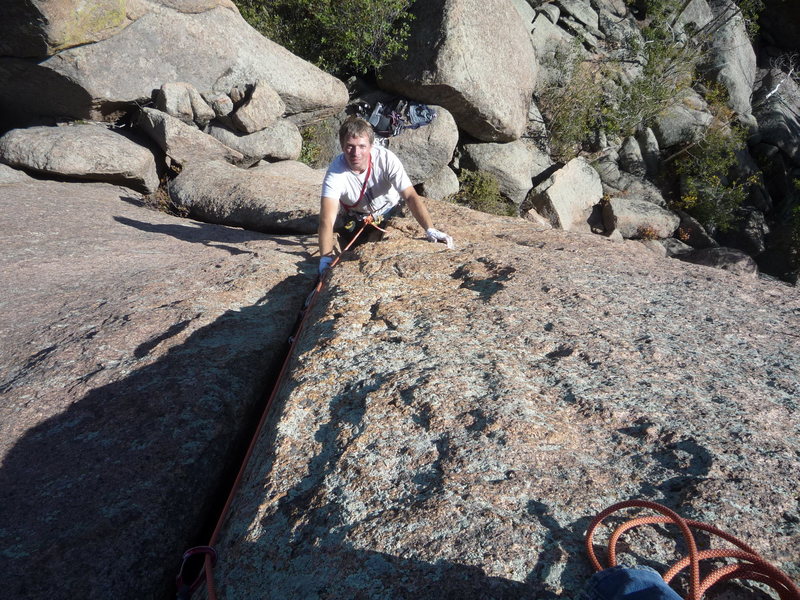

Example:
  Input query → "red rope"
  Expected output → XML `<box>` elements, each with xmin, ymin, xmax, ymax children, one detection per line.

<box><xmin>586</xmin><ymin>500</ymin><xmax>800</xmax><ymax>600</ymax></box>
<box><xmin>178</xmin><ymin>221</ymin><xmax>374</xmax><ymax>600</ymax></box>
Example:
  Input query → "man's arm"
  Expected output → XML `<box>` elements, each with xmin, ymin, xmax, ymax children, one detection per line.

<box><xmin>400</xmin><ymin>186</ymin><xmax>454</xmax><ymax>249</ymax></box>
<box><xmin>319</xmin><ymin>195</ymin><xmax>339</xmax><ymax>257</ymax></box>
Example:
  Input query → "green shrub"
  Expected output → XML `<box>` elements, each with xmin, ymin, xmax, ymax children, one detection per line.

<box><xmin>449</xmin><ymin>170</ymin><xmax>517</xmax><ymax>217</ymax></box>
<box><xmin>234</xmin><ymin>0</ymin><xmax>413</xmax><ymax>76</ymax></box>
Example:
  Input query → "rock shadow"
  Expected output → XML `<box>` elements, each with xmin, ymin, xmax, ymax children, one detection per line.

<box><xmin>0</xmin><ymin>271</ymin><xmax>316</xmax><ymax>600</ymax></box>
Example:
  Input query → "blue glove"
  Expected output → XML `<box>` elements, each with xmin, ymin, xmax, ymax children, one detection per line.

<box><xmin>319</xmin><ymin>255</ymin><xmax>334</xmax><ymax>275</ymax></box>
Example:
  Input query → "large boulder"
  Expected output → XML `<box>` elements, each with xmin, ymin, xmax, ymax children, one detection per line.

<box><xmin>526</xmin><ymin>157</ymin><xmax>602</xmax><ymax>231</ymax></box>
<box><xmin>754</xmin><ymin>69</ymin><xmax>800</xmax><ymax>167</ymax></box>
<box><xmin>169</xmin><ymin>159</ymin><xmax>322</xmax><ymax>233</ymax></box>
<box><xmin>0</xmin><ymin>176</ymin><xmax>316</xmax><ymax>599</ymax></box>
<box><xmin>207</xmin><ymin>120</ymin><xmax>303</xmax><ymax>163</ymax></box>
<box><xmin>461</xmin><ymin>139</ymin><xmax>553</xmax><ymax>207</ymax></box>
<box><xmin>379</xmin><ymin>0</ymin><xmax>537</xmax><ymax>142</ymax></box>
<box><xmin>419</xmin><ymin>166</ymin><xmax>460</xmax><ymax>201</ymax></box>
<box><xmin>0</xmin><ymin>123</ymin><xmax>159</xmax><ymax>193</ymax></box>
<box><xmin>652</xmin><ymin>91</ymin><xmax>713</xmax><ymax>148</ymax></box>
<box><xmin>602</xmin><ymin>197</ymin><xmax>680</xmax><ymax>239</ymax></box>
<box><xmin>138</xmin><ymin>107</ymin><xmax>244</xmax><ymax>167</ymax></box>
<box><xmin>230</xmin><ymin>79</ymin><xmax>286</xmax><ymax>134</ymax></box>
<box><xmin>0</xmin><ymin>4</ymin><xmax>348</xmax><ymax>124</ymax></box>
<box><xmin>205</xmin><ymin>201</ymin><xmax>799</xmax><ymax>598</ymax></box>
<box><xmin>703</xmin><ymin>0</ymin><xmax>757</xmax><ymax>116</ymax></box>
<box><xmin>384</xmin><ymin>106</ymin><xmax>460</xmax><ymax>184</ymax></box>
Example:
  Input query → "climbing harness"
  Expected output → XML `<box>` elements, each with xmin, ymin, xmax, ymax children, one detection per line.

<box><xmin>175</xmin><ymin>217</ymin><xmax>383</xmax><ymax>600</ymax></box>
<box><xmin>585</xmin><ymin>500</ymin><xmax>800</xmax><ymax>600</ymax></box>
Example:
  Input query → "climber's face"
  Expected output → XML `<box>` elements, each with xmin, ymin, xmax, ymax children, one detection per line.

<box><xmin>342</xmin><ymin>134</ymin><xmax>372</xmax><ymax>174</ymax></box>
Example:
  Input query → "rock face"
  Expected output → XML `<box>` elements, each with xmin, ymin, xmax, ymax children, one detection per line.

<box><xmin>169</xmin><ymin>159</ymin><xmax>322</xmax><ymax>233</ymax></box>
<box><xmin>0</xmin><ymin>123</ymin><xmax>159</xmax><ymax>193</ymax></box>
<box><xmin>754</xmin><ymin>69</ymin><xmax>800</xmax><ymax>167</ymax></box>
<box><xmin>0</xmin><ymin>3</ymin><xmax>348</xmax><ymax>123</ymax></box>
<box><xmin>207</xmin><ymin>201</ymin><xmax>800</xmax><ymax>599</ymax></box>
<box><xmin>379</xmin><ymin>0</ymin><xmax>537</xmax><ymax>142</ymax></box>
<box><xmin>0</xmin><ymin>176</ymin><xmax>317</xmax><ymax>599</ymax></box>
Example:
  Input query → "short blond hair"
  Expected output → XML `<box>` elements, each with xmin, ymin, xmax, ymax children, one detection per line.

<box><xmin>339</xmin><ymin>116</ymin><xmax>374</xmax><ymax>147</ymax></box>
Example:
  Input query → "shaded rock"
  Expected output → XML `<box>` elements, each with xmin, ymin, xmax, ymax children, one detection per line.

<box><xmin>379</xmin><ymin>0</ymin><xmax>537</xmax><ymax>142</ymax></box>
<box><xmin>419</xmin><ymin>166</ymin><xmax>460</xmax><ymax>201</ymax></box>
<box><xmin>636</xmin><ymin>127</ymin><xmax>661</xmax><ymax>177</ymax></box>
<box><xmin>652</xmin><ymin>91</ymin><xmax>713</xmax><ymax>148</ymax></box>
<box><xmin>677</xmin><ymin>246</ymin><xmax>759</xmax><ymax>277</ymax></box>
<box><xmin>716</xmin><ymin>208</ymin><xmax>769</xmax><ymax>256</ymax></box>
<box><xmin>557</xmin><ymin>0</ymin><xmax>600</xmax><ymax>33</ymax></box>
<box><xmin>0</xmin><ymin>123</ymin><xmax>158</xmax><ymax>193</ymax></box>
<box><xmin>753</xmin><ymin>69</ymin><xmax>800</xmax><ymax>167</ymax></box>
<box><xmin>602</xmin><ymin>197</ymin><xmax>680</xmax><ymax>239</ymax></box>
<box><xmin>155</xmin><ymin>81</ymin><xmax>216</xmax><ymax>127</ymax></box>
<box><xmin>619</xmin><ymin>135</ymin><xmax>645</xmax><ymax>176</ymax></box>
<box><xmin>0</xmin><ymin>177</ymin><xmax>316</xmax><ymax>599</ymax></box>
<box><xmin>660</xmin><ymin>236</ymin><xmax>694</xmax><ymax>256</ymax></box>
<box><xmin>703</xmin><ymin>0</ymin><xmax>757</xmax><ymax>116</ymax></box>
<box><xmin>208</xmin><ymin>200</ymin><xmax>800</xmax><ymax>598</ymax></box>
<box><xmin>169</xmin><ymin>159</ymin><xmax>321</xmax><ymax>233</ymax></box>
<box><xmin>758</xmin><ymin>0</ymin><xmax>800</xmax><ymax>53</ymax></box>
<box><xmin>231</xmin><ymin>80</ymin><xmax>286</xmax><ymax>134</ymax></box>
<box><xmin>538</xmin><ymin>2</ymin><xmax>561</xmax><ymax>23</ymax></box>
<box><xmin>138</xmin><ymin>107</ymin><xmax>243</xmax><ymax>167</ymax></box>
<box><xmin>383</xmin><ymin>105</ymin><xmax>459</xmax><ymax>184</ymax></box>
<box><xmin>207</xmin><ymin>120</ymin><xmax>302</xmax><ymax>163</ymax></box>
<box><xmin>527</xmin><ymin>157</ymin><xmax>602</xmax><ymax>231</ymax></box>
<box><xmin>676</xmin><ymin>210</ymin><xmax>718</xmax><ymax>249</ymax></box>
<box><xmin>462</xmin><ymin>139</ymin><xmax>553</xmax><ymax>207</ymax></box>
<box><xmin>0</xmin><ymin>5</ymin><xmax>347</xmax><ymax>124</ymax></box>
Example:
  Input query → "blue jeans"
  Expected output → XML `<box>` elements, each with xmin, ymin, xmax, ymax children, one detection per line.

<box><xmin>579</xmin><ymin>566</ymin><xmax>683</xmax><ymax>600</ymax></box>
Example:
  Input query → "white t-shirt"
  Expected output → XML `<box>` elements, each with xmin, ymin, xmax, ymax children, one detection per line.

<box><xmin>321</xmin><ymin>145</ymin><xmax>413</xmax><ymax>216</ymax></box>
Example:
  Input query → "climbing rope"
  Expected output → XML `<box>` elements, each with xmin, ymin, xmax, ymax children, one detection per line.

<box><xmin>175</xmin><ymin>218</ymin><xmax>381</xmax><ymax>600</ymax></box>
<box><xmin>586</xmin><ymin>499</ymin><xmax>800</xmax><ymax>600</ymax></box>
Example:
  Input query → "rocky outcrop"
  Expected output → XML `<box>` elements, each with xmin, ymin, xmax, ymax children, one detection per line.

<box><xmin>0</xmin><ymin>3</ymin><xmax>348</xmax><ymax>124</ymax></box>
<box><xmin>207</xmin><ymin>120</ymin><xmax>303</xmax><ymax>163</ymax></box>
<box><xmin>602</xmin><ymin>197</ymin><xmax>680</xmax><ymax>239</ymax></box>
<box><xmin>754</xmin><ymin>69</ymin><xmax>800</xmax><ymax>167</ymax></box>
<box><xmin>461</xmin><ymin>140</ymin><xmax>553</xmax><ymax>207</ymax></box>
<box><xmin>379</xmin><ymin>0</ymin><xmax>537</xmax><ymax>142</ymax></box>
<box><xmin>0</xmin><ymin>123</ymin><xmax>159</xmax><ymax>193</ymax></box>
<box><xmin>138</xmin><ymin>107</ymin><xmax>244</xmax><ymax>167</ymax></box>
<box><xmin>652</xmin><ymin>91</ymin><xmax>714</xmax><ymax>149</ymax></box>
<box><xmin>207</xmin><ymin>202</ymin><xmax>800</xmax><ymax>598</ymax></box>
<box><xmin>526</xmin><ymin>157</ymin><xmax>602</xmax><ymax>231</ymax></box>
<box><xmin>169</xmin><ymin>159</ymin><xmax>322</xmax><ymax>233</ymax></box>
<box><xmin>677</xmin><ymin>245</ymin><xmax>760</xmax><ymax>277</ymax></box>
<box><xmin>0</xmin><ymin>174</ymin><xmax>316</xmax><ymax>599</ymax></box>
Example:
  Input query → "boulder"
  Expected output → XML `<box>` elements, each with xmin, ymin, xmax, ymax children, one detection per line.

<box><xmin>462</xmin><ymin>139</ymin><xmax>553</xmax><ymax>207</ymax></box>
<box><xmin>619</xmin><ymin>136</ymin><xmax>645</xmax><ymax>176</ymax></box>
<box><xmin>753</xmin><ymin>69</ymin><xmax>800</xmax><ymax>167</ymax></box>
<box><xmin>557</xmin><ymin>0</ymin><xmax>600</xmax><ymax>33</ymax></box>
<box><xmin>383</xmin><ymin>106</ymin><xmax>460</xmax><ymax>184</ymax></box>
<box><xmin>531</xmin><ymin>10</ymin><xmax>579</xmax><ymax>92</ymax></box>
<box><xmin>660</xmin><ymin>236</ymin><xmax>694</xmax><ymax>256</ymax></box>
<box><xmin>675</xmin><ymin>0</ymin><xmax>714</xmax><ymax>30</ymax></box>
<box><xmin>155</xmin><ymin>81</ymin><xmax>216</xmax><ymax>127</ymax></box>
<box><xmin>169</xmin><ymin>159</ymin><xmax>321</xmax><ymax>233</ymax></box>
<box><xmin>603</xmin><ymin>171</ymin><xmax>668</xmax><ymax>208</ymax></box>
<box><xmin>0</xmin><ymin>5</ymin><xmax>348</xmax><ymax>124</ymax></box>
<box><xmin>231</xmin><ymin>80</ymin><xmax>286</xmax><ymax>134</ymax></box>
<box><xmin>0</xmin><ymin>163</ymin><xmax>34</xmax><ymax>184</ymax></box>
<box><xmin>703</xmin><ymin>0</ymin><xmax>757</xmax><ymax>116</ymax></box>
<box><xmin>379</xmin><ymin>0</ymin><xmax>537</xmax><ymax>142</ymax></box>
<box><xmin>602</xmin><ymin>197</ymin><xmax>680</xmax><ymax>239</ymax></box>
<box><xmin>677</xmin><ymin>210</ymin><xmax>718</xmax><ymax>249</ymax></box>
<box><xmin>138</xmin><ymin>107</ymin><xmax>244</xmax><ymax>167</ymax></box>
<box><xmin>716</xmin><ymin>208</ymin><xmax>769</xmax><ymax>256</ymax></box>
<box><xmin>527</xmin><ymin>157</ymin><xmax>602</xmax><ymax>231</ymax></box>
<box><xmin>207</xmin><ymin>120</ymin><xmax>303</xmax><ymax>163</ymax></box>
<box><xmin>0</xmin><ymin>123</ymin><xmax>159</xmax><ymax>193</ymax></box>
<box><xmin>206</xmin><ymin>201</ymin><xmax>799</xmax><ymax>598</ymax></box>
<box><xmin>419</xmin><ymin>166</ymin><xmax>460</xmax><ymax>202</ymax></box>
<box><xmin>0</xmin><ymin>176</ymin><xmax>316</xmax><ymax>599</ymax></box>
<box><xmin>677</xmin><ymin>246</ymin><xmax>759</xmax><ymax>277</ymax></box>
<box><xmin>636</xmin><ymin>127</ymin><xmax>661</xmax><ymax>177</ymax></box>
<box><xmin>0</xmin><ymin>0</ymin><xmax>136</xmax><ymax>58</ymax></box>
<box><xmin>652</xmin><ymin>91</ymin><xmax>713</xmax><ymax>148</ymax></box>
<box><xmin>204</xmin><ymin>91</ymin><xmax>235</xmax><ymax>117</ymax></box>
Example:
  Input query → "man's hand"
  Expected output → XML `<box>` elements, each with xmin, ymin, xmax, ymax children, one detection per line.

<box><xmin>426</xmin><ymin>227</ymin><xmax>454</xmax><ymax>249</ymax></box>
<box><xmin>319</xmin><ymin>255</ymin><xmax>334</xmax><ymax>275</ymax></box>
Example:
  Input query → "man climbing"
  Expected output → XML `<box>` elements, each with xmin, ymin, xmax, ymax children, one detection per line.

<box><xmin>318</xmin><ymin>116</ymin><xmax>454</xmax><ymax>274</ymax></box>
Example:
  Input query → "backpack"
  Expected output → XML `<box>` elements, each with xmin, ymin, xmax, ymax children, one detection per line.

<box><xmin>357</xmin><ymin>98</ymin><xmax>437</xmax><ymax>137</ymax></box>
